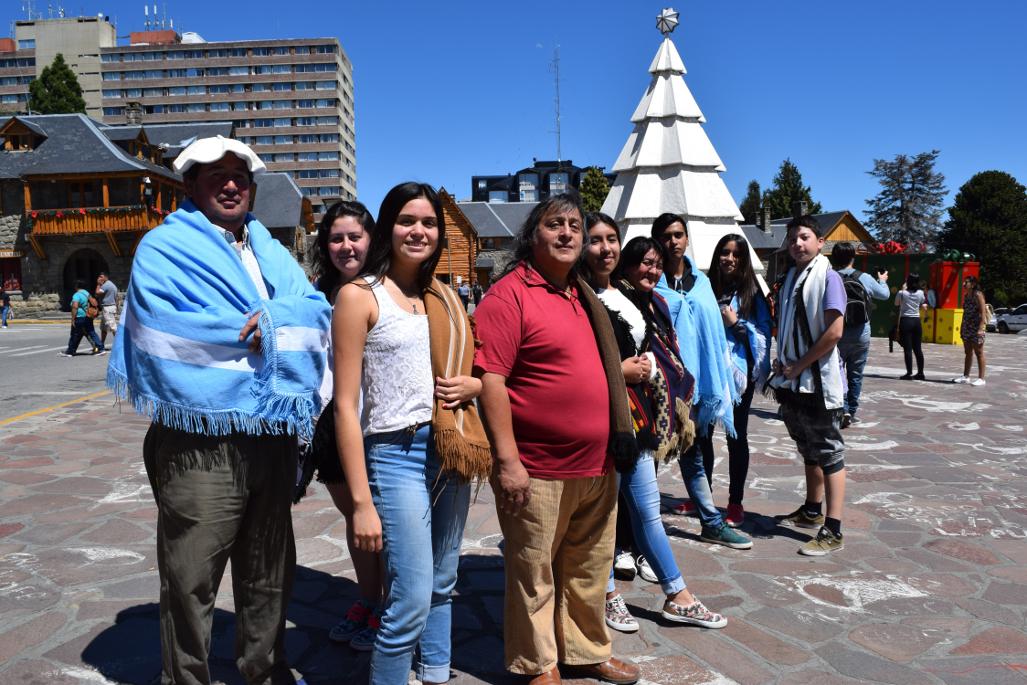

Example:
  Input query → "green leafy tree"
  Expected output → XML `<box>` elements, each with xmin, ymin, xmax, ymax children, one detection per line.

<box><xmin>762</xmin><ymin>159</ymin><xmax>822</xmax><ymax>219</ymax></box>
<box><xmin>579</xmin><ymin>166</ymin><xmax>611</xmax><ymax>213</ymax></box>
<box><xmin>865</xmin><ymin>150</ymin><xmax>947</xmax><ymax>246</ymax></box>
<box><xmin>738</xmin><ymin>179</ymin><xmax>761</xmax><ymax>224</ymax></box>
<box><xmin>28</xmin><ymin>53</ymin><xmax>86</xmax><ymax>114</ymax></box>
<box><xmin>938</xmin><ymin>171</ymin><xmax>1027</xmax><ymax>305</ymax></box>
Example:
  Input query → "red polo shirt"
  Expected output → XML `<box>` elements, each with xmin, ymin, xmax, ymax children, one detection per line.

<box><xmin>473</xmin><ymin>262</ymin><xmax>610</xmax><ymax>479</ymax></box>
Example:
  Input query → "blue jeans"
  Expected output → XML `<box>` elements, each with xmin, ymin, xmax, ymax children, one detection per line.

<box><xmin>837</xmin><ymin>335</ymin><xmax>870</xmax><ymax>417</ymax></box>
<box><xmin>607</xmin><ymin>453</ymin><xmax>685</xmax><ymax>596</ymax></box>
<box><xmin>65</xmin><ymin>317</ymin><xmax>102</xmax><ymax>354</ymax></box>
<box><xmin>365</xmin><ymin>424</ymin><xmax>470</xmax><ymax>685</ymax></box>
<box><xmin>1</xmin><ymin>304</ymin><xmax>9</xmax><ymax>326</ymax></box>
<box><xmin>677</xmin><ymin>439</ymin><xmax>723</xmax><ymax>529</ymax></box>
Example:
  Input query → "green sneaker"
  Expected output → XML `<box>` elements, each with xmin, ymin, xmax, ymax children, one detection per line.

<box><xmin>700</xmin><ymin>524</ymin><xmax>752</xmax><ymax>550</ymax></box>
<box><xmin>799</xmin><ymin>526</ymin><xmax>844</xmax><ymax>556</ymax></box>
<box><xmin>775</xmin><ymin>505</ymin><xmax>825</xmax><ymax>530</ymax></box>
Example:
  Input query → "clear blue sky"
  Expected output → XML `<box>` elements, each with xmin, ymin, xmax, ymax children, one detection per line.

<box><xmin>6</xmin><ymin>1</ymin><xmax>1026</xmax><ymax>225</ymax></box>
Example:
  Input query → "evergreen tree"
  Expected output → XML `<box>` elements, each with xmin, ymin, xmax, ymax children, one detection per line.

<box><xmin>738</xmin><ymin>179</ymin><xmax>761</xmax><ymax>224</ymax></box>
<box><xmin>579</xmin><ymin>166</ymin><xmax>611</xmax><ymax>213</ymax></box>
<box><xmin>762</xmin><ymin>159</ymin><xmax>822</xmax><ymax>219</ymax></box>
<box><xmin>864</xmin><ymin>150</ymin><xmax>947</xmax><ymax>246</ymax></box>
<box><xmin>938</xmin><ymin>171</ymin><xmax>1027</xmax><ymax>305</ymax></box>
<box><xmin>28</xmin><ymin>54</ymin><xmax>86</xmax><ymax>114</ymax></box>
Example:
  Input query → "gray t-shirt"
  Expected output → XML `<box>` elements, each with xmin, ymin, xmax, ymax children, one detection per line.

<box><xmin>99</xmin><ymin>280</ymin><xmax>118</xmax><ymax>306</ymax></box>
<box><xmin>896</xmin><ymin>289</ymin><xmax>926</xmax><ymax>318</ymax></box>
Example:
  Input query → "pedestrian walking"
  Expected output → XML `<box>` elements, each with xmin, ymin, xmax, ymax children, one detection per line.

<box><xmin>94</xmin><ymin>272</ymin><xmax>119</xmax><ymax>350</ymax></box>
<box><xmin>582</xmin><ymin>214</ymin><xmax>727</xmax><ymax>635</ymax></box>
<box><xmin>457</xmin><ymin>279</ymin><xmax>471</xmax><ymax>310</ymax></box>
<box><xmin>955</xmin><ymin>274</ymin><xmax>987</xmax><ymax>386</ymax></box>
<box><xmin>475</xmin><ymin>194</ymin><xmax>641</xmax><ymax>685</ymax></box>
<box><xmin>61</xmin><ymin>280</ymin><xmax>104</xmax><ymax>356</ymax></box>
<box><xmin>1</xmin><ymin>285</ymin><xmax>10</xmax><ymax>328</ymax></box>
<box><xmin>770</xmin><ymin>215</ymin><xmax>848</xmax><ymax>556</ymax></box>
<box><xmin>895</xmin><ymin>274</ymin><xmax>928</xmax><ymax>380</ymax></box>
<box><xmin>828</xmin><ymin>242</ymin><xmax>890</xmax><ymax>427</ymax></box>
<box><xmin>707</xmin><ymin>233</ymin><xmax>772</xmax><ymax>527</ymax></box>
<box><xmin>333</xmin><ymin>182</ymin><xmax>489</xmax><ymax>685</ymax></box>
<box><xmin>107</xmin><ymin>136</ymin><xmax>332</xmax><ymax>684</ymax></box>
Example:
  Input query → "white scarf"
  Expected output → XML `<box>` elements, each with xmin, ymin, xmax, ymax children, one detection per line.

<box><xmin>771</xmin><ymin>254</ymin><xmax>844</xmax><ymax>411</ymax></box>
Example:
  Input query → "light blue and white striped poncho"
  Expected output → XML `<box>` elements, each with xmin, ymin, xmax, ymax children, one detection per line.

<box><xmin>107</xmin><ymin>201</ymin><xmax>331</xmax><ymax>440</ymax></box>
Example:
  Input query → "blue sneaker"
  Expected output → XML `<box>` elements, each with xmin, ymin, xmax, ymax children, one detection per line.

<box><xmin>349</xmin><ymin>611</ymin><xmax>380</xmax><ymax>652</ymax></box>
<box><xmin>328</xmin><ymin>599</ymin><xmax>373</xmax><ymax>644</ymax></box>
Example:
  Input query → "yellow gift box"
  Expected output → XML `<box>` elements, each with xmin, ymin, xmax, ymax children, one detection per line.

<box><xmin>923</xmin><ymin>308</ymin><xmax>963</xmax><ymax>345</ymax></box>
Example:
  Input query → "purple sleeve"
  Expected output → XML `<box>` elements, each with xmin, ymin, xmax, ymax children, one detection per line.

<box><xmin>823</xmin><ymin>270</ymin><xmax>846</xmax><ymax>315</ymax></box>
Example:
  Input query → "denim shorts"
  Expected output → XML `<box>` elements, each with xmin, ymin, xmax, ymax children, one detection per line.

<box><xmin>779</xmin><ymin>401</ymin><xmax>845</xmax><ymax>469</ymax></box>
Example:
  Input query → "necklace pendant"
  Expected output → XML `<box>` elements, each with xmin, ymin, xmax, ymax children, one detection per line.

<box><xmin>412</xmin><ymin>303</ymin><xmax>418</xmax><ymax>314</ymax></box>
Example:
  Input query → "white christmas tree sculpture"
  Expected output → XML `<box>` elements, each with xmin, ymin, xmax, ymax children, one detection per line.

<box><xmin>602</xmin><ymin>8</ymin><xmax>759</xmax><ymax>271</ymax></box>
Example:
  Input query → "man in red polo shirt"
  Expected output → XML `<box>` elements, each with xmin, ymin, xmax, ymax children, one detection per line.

<box><xmin>474</xmin><ymin>194</ymin><xmax>639</xmax><ymax>685</ymax></box>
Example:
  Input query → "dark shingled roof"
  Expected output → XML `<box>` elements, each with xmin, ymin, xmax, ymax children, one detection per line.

<box><xmin>101</xmin><ymin>125</ymin><xmax>144</xmax><ymax>142</ymax></box>
<box><xmin>0</xmin><ymin>114</ymin><xmax>178</xmax><ymax>181</ymax></box>
<box><xmin>101</xmin><ymin>121</ymin><xmax>235</xmax><ymax>161</ymax></box>
<box><xmin>457</xmin><ymin>201</ymin><xmax>536</xmax><ymax>239</ymax></box>
<box><xmin>252</xmin><ymin>172</ymin><xmax>303</xmax><ymax>229</ymax></box>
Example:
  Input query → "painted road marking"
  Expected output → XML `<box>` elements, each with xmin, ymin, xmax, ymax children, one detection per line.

<box><xmin>0</xmin><ymin>389</ymin><xmax>110</xmax><ymax>427</ymax></box>
<box><xmin>10</xmin><ymin>345</ymin><xmax>66</xmax><ymax>357</ymax></box>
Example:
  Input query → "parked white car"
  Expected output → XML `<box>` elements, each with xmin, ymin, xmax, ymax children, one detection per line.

<box><xmin>996</xmin><ymin>304</ymin><xmax>1027</xmax><ymax>333</ymax></box>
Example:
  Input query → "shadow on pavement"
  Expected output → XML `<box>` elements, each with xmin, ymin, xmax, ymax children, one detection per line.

<box><xmin>80</xmin><ymin>566</ymin><xmax>361</xmax><ymax>684</ymax></box>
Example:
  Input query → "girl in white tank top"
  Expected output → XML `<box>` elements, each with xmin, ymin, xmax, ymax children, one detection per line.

<box><xmin>331</xmin><ymin>183</ymin><xmax>481</xmax><ymax>684</ymax></box>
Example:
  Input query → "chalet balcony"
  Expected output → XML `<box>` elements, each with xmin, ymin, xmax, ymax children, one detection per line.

<box><xmin>27</xmin><ymin>205</ymin><xmax>164</xmax><ymax>237</ymax></box>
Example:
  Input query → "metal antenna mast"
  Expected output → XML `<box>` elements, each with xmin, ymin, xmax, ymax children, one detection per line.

<box><xmin>550</xmin><ymin>46</ymin><xmax>562</xmax><ymax>163</ymax></box>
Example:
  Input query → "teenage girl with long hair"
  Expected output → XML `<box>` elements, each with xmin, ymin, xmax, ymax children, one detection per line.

<box><xmin>895</xmin><ymin>273</ymin><xmax>928</xmax><ymax>380</ymax></box>
<box><xmin>307</xmin><ymin>201</ymin><xmax>386</xmax><ymax>649</ymax></box>
<box><xmin>334</xmin><ymin>182</ymin><xmax>488</xmax><ymax>685</ymax></box>
<box><xmin>955</xmin><ymin>274</ymin><xmax>987</xmax><ymax>386</ymax></box>
<box><xmin>705</xmin><ymin>233</ymin><xmax>772</xmax><ymax>527</ymax></box>
<box><xmin>582</xmin><ymin>214</ymin><xmax>727</xmax><ymax>633</ymax></box>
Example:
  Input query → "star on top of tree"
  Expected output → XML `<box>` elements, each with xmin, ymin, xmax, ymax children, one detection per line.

<box><xmin>656</xmin><ymin>8</ymin><xmax>679</xmax><ymax>36</ymax></box>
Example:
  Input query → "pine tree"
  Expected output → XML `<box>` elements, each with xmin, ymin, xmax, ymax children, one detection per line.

<box><xmin>579</xmin><ymin>166</ymin><xmax>611</xmax><ymax>213</ymax></box>
<box><xmin>762</xmin><ymin>159</ymin><xmax>822</xmax><ymax>219</ymax></box>
<box><xmin>938</xmin><ymin>170</ymin><xmax>1027</xmax><ymax>305</ymax></box>
<box><xmin>864</xmin><ymin>150</ymin><xmax>947</xmax><ymax>246</ymax></box>
<box><xmin>28</xmin><ymin>54</ymin><xmax>86</xmax><ymax>114</ymax></box>
<box><xmin>738</xmin><ymin>180</ymin><xmax>761</xmax><ymax>224</ymax></box>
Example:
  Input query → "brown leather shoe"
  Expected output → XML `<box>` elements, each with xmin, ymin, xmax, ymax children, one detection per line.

<box><xmin>527</xmin><ymin>667</ymin><xmax>561</xmax><ymax>684</ymax></box>
<box><xmin>563</xmin><ymin>657</ymin><xmax>640</xmax><ymax>684</ymax></box>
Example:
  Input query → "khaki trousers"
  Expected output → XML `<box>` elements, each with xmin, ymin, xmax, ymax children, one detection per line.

<box><xmin>497</xmin><ymin>474</ymin><xmax>617</xmax><ymax>675</ymax></box>
<box><xmin>144</xmin><ymin>423</ymin><xmax>298</xmax><ymax>685</ymax></box>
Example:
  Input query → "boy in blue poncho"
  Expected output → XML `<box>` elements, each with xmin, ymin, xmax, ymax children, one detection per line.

<box><xmin>109</xmin><ymin>137</ymin><xmax>330</xmax><ymax>684</ymax></box>
<box><xmin>652</xmin><ymin>214</ymin><xmax>751</xmax><ymax>551</ymax></box>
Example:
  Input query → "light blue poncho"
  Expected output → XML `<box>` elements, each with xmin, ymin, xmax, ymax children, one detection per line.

<box><xmin>107</xmin><ymin>201</ymin><xmax>331</xmax><ymax>440</ymax></box>
<box><xmin>656</xmin><ymin>256</ymin><xmax>739</xmax><ymax>438</ymax></box>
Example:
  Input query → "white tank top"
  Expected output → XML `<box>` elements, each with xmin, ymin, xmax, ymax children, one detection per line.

<box><xmin>360</xmin><ymin>277</ymin><xmax>434</xmax><ymax>435</ymax></box>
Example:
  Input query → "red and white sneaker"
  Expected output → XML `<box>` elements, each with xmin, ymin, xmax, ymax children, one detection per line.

<box><xmin>725</xmin><ymin>503</ymin><xmax>745</xmax><ymax>528</ymax></box>
<box><xmin>674</xmin><ymin>500</ymin><xmax>697</xmax><ymax>516</ymax></box>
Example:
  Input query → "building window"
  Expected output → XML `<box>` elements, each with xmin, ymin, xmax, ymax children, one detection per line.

<box><xmin>18</xmin><ymin>39</ymin><xmax>35</xmax><ymax>49</ymax></box>
<box><xmin>254</xmin><ymin>135</ymin><xmax>274</xmax><ymax>144</ymax></box>
<box><xmin>102</xmin><ymin>89</ymin><xmax>122</xmax><ymax>98</ymax></box>
<box><xmin>210</xmin><ymin>102</ymin><xmax>230</xmax><ymax>111</ymax></box>
<box><xmin>274</xmin><ymin>135</ymin><xmax>292</xmax><ymax>144</ymax></box>
<box><xmin>316</xmin><ymin>80</ymin><xmax>336</xmax><ymax>90</ymax></box>
<box><xmin>295</xmin><ymin>81</ymin><xmax>315</xmax><ymax>91</ymax></box>
<box><xmin>548</xmin><ymin>172</ymin><xmax>570</xmax><ymax>194</ymax></box>
<box><xmin>229</xmin><ymin>66</ymin><xmax>249</xmax><ymax>76</ymax></box>
<box><xmin>252</xmin><ymin>47</ymin><xmax>270</xmax><ymax>56</ymax></box>
<box><xmin>103</xmin><ymin>107</ymin><xmax>125</xmax><ymax>116</ymax></box>
<box><xmin>273</xmin><ymin>117</ymin><xmax>292</xmax><ymax>127</ymax></box>
<box><xmin>230</xmin><ymin>48</ymin><xmax>247</xmax><ymax>57</ymax></box>
<box><xmin>273</xmin><ymin>82</ymin><xmax>291</xmax><ymax>92</ymax></box>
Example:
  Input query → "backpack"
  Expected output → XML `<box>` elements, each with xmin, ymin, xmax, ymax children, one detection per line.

<box><xmin>840</xmin><ymin>270</ymin><xmax>871</xmax><ymax>326</ymax></box>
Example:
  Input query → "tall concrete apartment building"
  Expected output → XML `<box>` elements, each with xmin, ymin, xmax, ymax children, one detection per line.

<box><xmin>0</xmin><ymin>15</ymin><xmax>355</xmax><ymax>215</ymax></box>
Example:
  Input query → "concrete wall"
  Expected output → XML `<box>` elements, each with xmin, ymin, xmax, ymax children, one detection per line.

<box><xmin>15</xmin><ymin>17</ymin><xmax>116</xmax><ymax>118</ymax></box>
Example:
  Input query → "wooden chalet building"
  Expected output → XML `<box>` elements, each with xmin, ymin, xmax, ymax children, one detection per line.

<box><xmin>433</xmin><ymin>188</ymin><xmax>478</xmax><ymax>287</ymax></box>
<box><xmin>0</xmin><ymin>114</ymin><xmax>184</xmax><ymax>315</ymax></box>
<box><xmin>0</xmin><ymin>114</ymin><xmax>312</xmax><ymax>317</ymax></box>
<box><xmin>740</xmin><ymin>209</ymin><xmax>876</xmax><ymax>282</ymax></box>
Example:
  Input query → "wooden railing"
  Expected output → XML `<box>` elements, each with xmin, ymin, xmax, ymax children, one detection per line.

<box><xmin>28</xmin><ymin>205</ymin><xmax>160</xmax><ymax>236</ymax></box>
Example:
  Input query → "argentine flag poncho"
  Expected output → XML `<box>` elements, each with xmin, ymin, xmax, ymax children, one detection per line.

<box><xmin>107</xmin><ymin>201</ymin><xmax>331</xmax><ymax>440</ymax></box>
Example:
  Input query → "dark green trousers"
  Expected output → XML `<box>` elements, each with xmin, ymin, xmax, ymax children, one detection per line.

<box><xmin>144</xmin><ymin>423</ymin><xmax>298</xmax><ymax>685</ymax></box>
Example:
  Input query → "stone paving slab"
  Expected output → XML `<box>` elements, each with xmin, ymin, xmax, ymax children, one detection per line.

<box><xmin>1</xmin><ymin>336</ymin><xmax>1026</xmax><ymax>684</ymax></box>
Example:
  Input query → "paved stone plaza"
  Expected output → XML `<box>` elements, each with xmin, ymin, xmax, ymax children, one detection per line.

<box><xmin>1</xmin><ymin>336</ymin><xmax>1025</xmax><ymax>684</ymax></box>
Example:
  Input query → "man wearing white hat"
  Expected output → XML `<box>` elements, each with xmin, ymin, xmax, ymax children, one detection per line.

<box><xmin>108</xmin><ymin>136</ymin><xmax>331</xmax><ymax>684</ymax></box>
